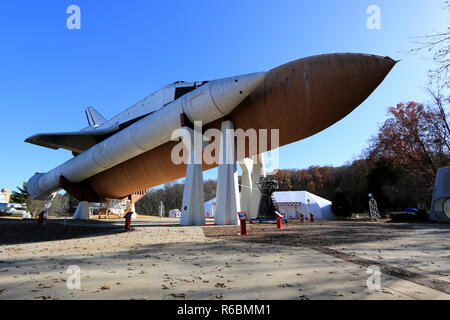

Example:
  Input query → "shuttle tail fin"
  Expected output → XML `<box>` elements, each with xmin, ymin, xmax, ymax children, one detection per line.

<box><xmin>85</xmin><ymin>107</ymin><xmax>106</xmax><ymax>127</ymax></box>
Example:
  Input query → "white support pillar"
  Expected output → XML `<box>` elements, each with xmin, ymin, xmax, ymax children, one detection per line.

<box><xmin>180</xmin><ymin>127</ymin><xmax>205</xmax><ymax>226</ymax></box>
<box><xmin>131</xmin><ymin>202</ymin><xmax>137</xmax><ymax>219</ymax></box>
<box><xmin>238</xmin><ymin>158</ymin><xmax>253</xmax><ymax>217</ymax></box>
<box><xmin>73</xmin><ymin>201</ymin><xmax>90</xmax><ymax>220</ymax></box>
<box><xmin>249</xmin><ymin>153</ymin><xmax>266</xmax><ymax>219</ymax></box>
<box><xmin>215</xmin><ymin>120</ymin><xmax>240</xmax><ymax>225</ymax></box>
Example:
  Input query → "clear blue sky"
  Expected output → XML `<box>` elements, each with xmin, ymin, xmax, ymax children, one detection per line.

<box><xmin>0</xmin><ymin>0</ymin><xmax>447</xmax><ymax>192</ymax></box>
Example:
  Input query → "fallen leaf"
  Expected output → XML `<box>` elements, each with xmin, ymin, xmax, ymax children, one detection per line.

<box><xmin>215</xmin><ymin>282</ymin><xmax>226</xmax><ymax>288</ymax></box>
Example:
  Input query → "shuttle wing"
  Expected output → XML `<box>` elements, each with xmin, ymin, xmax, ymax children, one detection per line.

<box><xmin>26</xmin><ymin>109</ymin><xmax>153</xmax><ymax>154</ymax></box>
<box><xmin>25</xmin><ymin>127</ymin><xmax>119</xmax><ymax>153</ymax></box>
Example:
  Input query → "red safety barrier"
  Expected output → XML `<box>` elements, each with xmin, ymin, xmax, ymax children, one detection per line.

<box><xmin>275</xmin><ymin>211</ymin><xmax>283</xmax><ymax>229</ymax></box>
<box><xmin>276</xmin><ymin>217</ymin><xmax>283</xmax><ymax>229</ymax></box>
<box><xmin>37</xmin><ymin>211</ymin><xmax>45</xmax><ymax>225</ymax></box>
<box><xmin>240</xmin><ymin>219</ymin><xmax>247</xmax><ymax>235</ymax></box>
<box><xmin>124</xmin><ymin>212</ymin><xmax>133</xmax><ymax>231</ymax></box>
<box><xmin>238</xmin><ymin>212</ymin><xmax>249</xmax><ymax>235</ymax></box>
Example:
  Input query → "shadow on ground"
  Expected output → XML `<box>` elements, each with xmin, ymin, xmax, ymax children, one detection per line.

<box><xmin>0</xmin><ymin>218</ymin><xmax>125</xmax><ymax>245</ymax></box>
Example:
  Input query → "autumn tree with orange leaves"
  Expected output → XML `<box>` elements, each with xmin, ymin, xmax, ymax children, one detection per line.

<box><xmin>366</xmin><ymin>99</ymin><xmax>450</xmax><ymax>205</ymax></box>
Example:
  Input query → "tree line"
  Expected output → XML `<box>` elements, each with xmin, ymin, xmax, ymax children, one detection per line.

<box><xmin>135</xmin><ymin>180</ymin><xmax>217</xmax><ymax>216</ymax></box>
<box><xmin>275</xmin><ymin>95</ymin><xmax>448</xmax><ymax>215</ymax></box>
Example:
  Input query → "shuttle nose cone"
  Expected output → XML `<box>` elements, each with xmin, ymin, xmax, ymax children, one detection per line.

<box><xmin>209</xmin><ymin>72</ymin><xmax>267</xmax><ymax>116</ymax></box>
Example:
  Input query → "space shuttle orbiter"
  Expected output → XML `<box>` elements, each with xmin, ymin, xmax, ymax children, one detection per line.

<box><xmin>25</xmin><ymin>79</ymin><xmax>223</xmax><ymax>155</ymax></box>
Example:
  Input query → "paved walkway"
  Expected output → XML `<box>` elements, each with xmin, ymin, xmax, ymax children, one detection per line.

<box><xmin>329</xmin><ymin>223</ymin><xmax>450</xmax><ymax>290</ymax></box>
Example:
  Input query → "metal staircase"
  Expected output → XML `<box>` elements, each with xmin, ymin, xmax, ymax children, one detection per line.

<box><xmin>98</xmin><ymin>190</ymin><xmax>146</xmax><ymax>219</ymax></box>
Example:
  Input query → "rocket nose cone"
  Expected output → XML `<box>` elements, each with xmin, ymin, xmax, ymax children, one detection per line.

<box><xmin>382</xmin><ymin>55</ymin><xmax>399</xmax><ymax>66</ymax></box>
<box><xmin>371</xmin><ymin>54</ymin><xmax>398</xmax><ymax>72</ymax></box>
<box><xmin>209</xmin><ymin>72</ymin><xmax>267</xmax><ymax>115</ymax></box>
<box><xmin>228</xmin><ymin>53</ymin><xmax>397</xmax><ymax>148</ymax></box>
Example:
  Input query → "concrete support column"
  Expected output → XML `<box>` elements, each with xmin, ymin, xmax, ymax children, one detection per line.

<box><xmin>238</xmin><ymin>158</ymin><xmax>253</xmax><ymax>217</ymax></box>
<box><xmin>249</xmin><ymin>153</ymin><xmax>266</xmax><ymax>219</ymax></box>
<box><xmin>215</xmin><ymin>120</ymin><xmax>240</xmax><ymax>225</ymax></box>
<box><xmin>131</xmin><ymin>202</ymin><xmax>137</xmax><ymax>219</ymax></box>
<box><xmin>180</xmin><ymin>127</ymin><xmax>205</xmax><ymax>225</ymax></box>
<box><xmin>73</xmin><ymin>201</ymin><xmax>90</xmax><ymax>220</ymax></box>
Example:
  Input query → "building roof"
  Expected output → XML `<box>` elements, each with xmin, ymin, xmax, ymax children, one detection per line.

<box><xmin>273</xmin><ymin>191</ymin><xmax>331</xmax><ymax>208</ymax></box>
<box><xmin>205</xmin><ymin>191</ymin><xmax>331</xmax><ymax>208</ymax></box>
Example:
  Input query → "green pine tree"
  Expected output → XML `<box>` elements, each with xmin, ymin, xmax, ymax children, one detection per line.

<box><xmin>9</xmin><ymin>182</ymin><xmax>29</xmax><ymax>204</ymax></box>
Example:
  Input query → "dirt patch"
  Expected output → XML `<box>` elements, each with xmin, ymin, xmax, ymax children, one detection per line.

<box><xmin>203</xmin><ymin>220</ymin><xmax>450</xmax><ymax>294</ymax></box>
<box><xmin>203</xmin><ymin>220</ymin><xmax>415</xmax><ymax>246</ymax></box>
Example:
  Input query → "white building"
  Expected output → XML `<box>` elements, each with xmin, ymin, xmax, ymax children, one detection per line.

<box><xmin>273</xmin><ymin>191</ymin><xmax>335</xmax><ymax>220</ymax></box>
<box><xmin>169</xmin><ymin>209</ymin><xmax>181</xmax><ymax>218</ymax></box>
<box><xmin>204</xmin><ymin>198</ymin><xmax>216</xmax><ymax>218</ymax></box>
<box><xmin>167</xmin><ymin>200</ymin><xmax>214</xmax><ymax>219</ymax></box>
<box><xmin>204</xmin><ymin>191</ymin><xmax>335</xmax><ymax>220</ymax></box>
<box><xmin>0</xmin><ymin>189</ymin><xmax>10</xmax><ymax>204</ymax></box>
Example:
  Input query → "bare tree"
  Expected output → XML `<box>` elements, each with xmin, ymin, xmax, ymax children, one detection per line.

<box><xmin>411</xmin><ymin>1</ymin><xmax>450</xmax><ymax>88</ymax></box>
